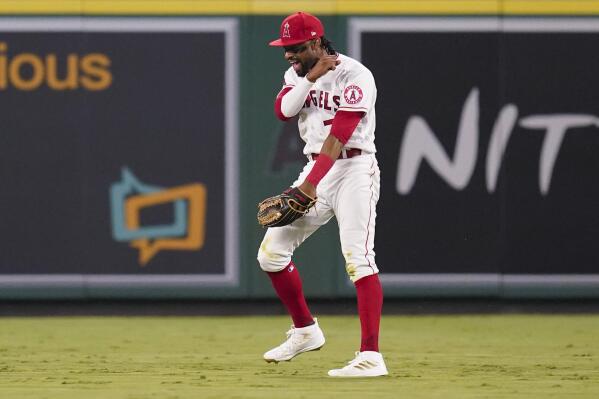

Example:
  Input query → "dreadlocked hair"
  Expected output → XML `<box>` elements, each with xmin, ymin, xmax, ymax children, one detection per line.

<box><xmin>320</xmin><ymin>36</ymin><xmax>337</xmax><ymax>55</ymax></box>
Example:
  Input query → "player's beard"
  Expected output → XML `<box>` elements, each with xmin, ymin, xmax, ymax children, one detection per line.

<box><xmin>296</xmin><ymin>57</ymin><xmax>319</xmax><ymax>77</ymax></box>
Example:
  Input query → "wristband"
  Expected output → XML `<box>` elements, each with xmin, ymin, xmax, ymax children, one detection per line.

<box><xmin>306</xmin><ymin>153</ymin><xmax>335</xmax><ymax>187</ymax></box>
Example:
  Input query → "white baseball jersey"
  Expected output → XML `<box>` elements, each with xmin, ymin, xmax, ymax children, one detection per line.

<box><xmin>280</xmin><ymin>53</ymin><xmax>377</xmax><ymax>155</ymax></box>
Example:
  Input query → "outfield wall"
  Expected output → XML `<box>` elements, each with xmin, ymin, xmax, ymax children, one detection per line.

<box><xmin>0</xmin><ymin>1</ymin><xmax>598</xmax><ymax>299</ymax></box>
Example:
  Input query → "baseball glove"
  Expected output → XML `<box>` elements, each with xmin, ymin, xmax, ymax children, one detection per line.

<box><xmin>257</xmin><ymin>187</ymin><xmax>317</xmax><ymax>227</ymax></box>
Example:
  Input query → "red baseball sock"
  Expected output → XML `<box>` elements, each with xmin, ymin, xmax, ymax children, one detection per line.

<box><xmin>355</xmin><ymin>274</ymin><xmax>383</xmax><ymax>352</ymax></box>
<box><xmin>267</xmin><ymin>262</ymin><xmax>314</xmax><ymax>328</ymax></box>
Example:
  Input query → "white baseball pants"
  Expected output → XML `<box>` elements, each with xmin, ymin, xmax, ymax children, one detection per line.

<box><xmin>257</xmin><ymin>153</ymin><xmax>380</xmax><ymax>282</ymax></box>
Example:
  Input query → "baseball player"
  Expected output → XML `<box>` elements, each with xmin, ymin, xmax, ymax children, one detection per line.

<box><xmin>257</xmin><ymin>12</ymin><xmax>388</xmax><ymax>377</ymax></box>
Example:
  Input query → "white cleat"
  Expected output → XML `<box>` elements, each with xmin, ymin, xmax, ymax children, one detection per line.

<box><xmin>263</xmin><ymin>318</ymin><xmax>325</xmax><ymax>363</ymax></box>
<box><xmin>328</xmin><ymin>351</ymin><xmax>389</xmax><ymax>377</ymax></box>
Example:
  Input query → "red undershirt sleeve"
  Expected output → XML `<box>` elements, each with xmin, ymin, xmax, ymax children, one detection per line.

<box><xmin>330</xmin><ymin>110</ymin><xmax>365</xmax><ymax>144</ymax></box>
<box><xmin>274</xmin><ymin>86</ymin><xmax>293</xmax><ymax>121</ymax></box>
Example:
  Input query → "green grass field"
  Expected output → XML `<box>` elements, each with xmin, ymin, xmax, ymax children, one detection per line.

<box><xmin>0</xmin><ymin>315</ymin><xmax>598</xmax><ymax>398</ymax></box>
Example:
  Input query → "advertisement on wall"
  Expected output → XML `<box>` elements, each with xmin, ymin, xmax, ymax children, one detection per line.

<box><xmin>350</xmin><ymin>17</ymin><xmax>599</xmax><ymax>292</ymax></box>
<box><xmin>0</xmin><ymin>18</ymin><xmax>239</xmax><ymax>292</ymax></box>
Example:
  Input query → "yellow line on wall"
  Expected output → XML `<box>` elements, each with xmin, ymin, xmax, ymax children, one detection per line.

<box><xmin>1</xmin><ymin>1</ymin><xmax>599</xmax><ymax>15</ymax></box>
<box><xmin>503</xmin><ymin>1</ymin><xmax>599</xmax><ymax>15</ymax></box>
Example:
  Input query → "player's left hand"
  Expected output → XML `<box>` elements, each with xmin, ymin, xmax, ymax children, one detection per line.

<box><xmin>257</xmin><ymin>187</ymin><xmax>317</xmax><ymax>227</ymax></box>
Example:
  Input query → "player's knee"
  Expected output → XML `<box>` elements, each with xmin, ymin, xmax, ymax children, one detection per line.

<box><xmin>257</xmin><ymin>245</ymin><xmax>290</xmax><ymax>273</ymax></box>
<box><xmin>256</xmin><ymin>250</ymin><xmax>273</xmax><ymax>272</ymax></box>
<box><xmin>345</xmin><ymin>263</ymin><xmax>379</xmax><ymax>283</ymax></box>
<box><xmin>257</xmin><ymin>254</ymin><xmax>288</xmax><ymax>272</ymax></box>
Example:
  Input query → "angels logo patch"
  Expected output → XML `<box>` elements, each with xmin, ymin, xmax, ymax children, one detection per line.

<box><xmin>344</xmin><ymin>85</ymin><xmax>363</xmax><ymax>105</ymax></box>
<box><xmin>283</xmin><ymin>22</ymin><xmax>291</xmax><ymax>38</ymax></box>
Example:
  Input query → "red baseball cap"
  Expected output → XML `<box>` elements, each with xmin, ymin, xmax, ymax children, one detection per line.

<box><xmin>269</xmin><ymin>12</ymin><xmax>325</xmax><ymax>47</ymax></box>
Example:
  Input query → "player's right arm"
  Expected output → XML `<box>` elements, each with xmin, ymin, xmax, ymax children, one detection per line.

<box><xmin>274</xmin><ymin>55</ymin><xmax>340</xmax><ymax>121</ymax></box>
<box><xmin>274</xmin><ymin>70</ymin><xmax>313</xmax><ymax>121</ymax></box>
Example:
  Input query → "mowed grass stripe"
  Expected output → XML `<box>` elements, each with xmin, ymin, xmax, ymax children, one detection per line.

<box><xmin>0</xmin><ymin>315</ymin><xmax>598</xmax><ymax>398</ymax></box>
